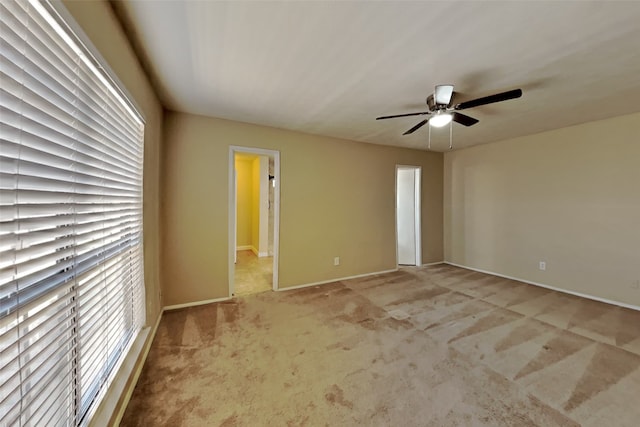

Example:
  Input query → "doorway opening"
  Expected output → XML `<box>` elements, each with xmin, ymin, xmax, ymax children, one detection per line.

<box><xmin>396</xmin><ymin>165</ymin><xmax>421</xmax><ymax>266</ymax></box>
<box><xmin>229</xmin><ymin>146</ymin><xmax>280</xmax><ymax>296</ymax></box>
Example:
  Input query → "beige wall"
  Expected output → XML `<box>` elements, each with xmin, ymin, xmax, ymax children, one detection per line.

<box><xmin>444</xmin><ymin>112</ymin><xmax>640</xmax><ymax>307</ymax></box>
<box><xmin>234</xmin><ymin>156</ymin><xmax>253</xmax><ymax>247</ymax></box>
<box><xmin>162</xmin><ymin>112</ymin><xmax>443</xmax><ymax>305</ymax></box>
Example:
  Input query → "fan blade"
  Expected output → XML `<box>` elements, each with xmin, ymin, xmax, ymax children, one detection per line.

<box><xmin>376</xmin><ymin>111</ymin><xmax>429</xmax><ymax>120</ymax></box>
<box><xmin>435</xmin><ymin>84</ymin><xmax>454</xmax><ymax>105</ymax></box>
<box><xmin>452</xmin><ymin>112</ymin><xmax>479</xmax><ymax>127</ymax></box>
<box><xmin>455</xmin><ymin>88</ymin><xmax>522</xmax><ymax>110</ymax></box>
<box><xmin>403</xmin><ymin>119</ymin><xmax>429</xmax><ymax>135</ymax></box>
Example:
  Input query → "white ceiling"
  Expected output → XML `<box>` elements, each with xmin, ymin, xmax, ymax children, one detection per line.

<box><xmin>114</xmin><ymin>0</ymin><xmax>640</xmax><ymax>151</ymax></box>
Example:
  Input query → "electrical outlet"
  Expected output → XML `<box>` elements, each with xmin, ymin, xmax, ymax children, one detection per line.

<box><xmin>539</xmin><ymin>261</ymin><xmax>546</xmax><ymax>271</ymax></box>
<box><xmin>334</xmin><ymin>257</ymin><xmax>340</xmax><ymax>266</ymax></box>
<box><xmin>632</xmin><ymin>280</ymin><xmax>640</xmax><ymax>290</ymax></box>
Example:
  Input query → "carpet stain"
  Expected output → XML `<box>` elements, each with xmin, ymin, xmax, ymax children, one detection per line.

<box><xmin>326</xmin><ymin>334</ymin><xmax>364</xmax><ymax>351</ymax></box>
<box><xmin>357</xmin><ymin>318</ymin><xmax>376</xmax><ymax>330</ymax></box>
<box><xmin>324</xmin><ymin>384</ymin><xmax>353</xmax><ymax>409</ymax></box>
<box><xmin>563</xmin><ymin>343</ymin><xmax>640</xmax><ymax>411</ymax></box>
<box><xmin>220</xmin><ymin>414</ymin><xmax>238</xmax><ymax>427</ymax></box>
<box><xmin>336</xmin><ymin>296</ymin><xmax>387</xmax><ymax>327</ymax></box>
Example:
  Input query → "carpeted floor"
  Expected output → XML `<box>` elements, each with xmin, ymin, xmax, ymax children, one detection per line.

<box><xmin>121</xmin><ymin>264</ymin><xmax>640</xmax><ymax>426</ymax></box>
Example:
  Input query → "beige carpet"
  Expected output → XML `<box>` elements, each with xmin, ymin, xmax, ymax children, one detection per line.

<box><xmin>121</xmin><ymin>265</ymin><xmax>640</xmax><ymax>426</ymax></box>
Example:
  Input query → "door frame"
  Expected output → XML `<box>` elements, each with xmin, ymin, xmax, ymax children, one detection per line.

<box><xmin>228</xmin><ymin>146</ymin><xmax>280</xmax><ymax>296</ymax></box>
<box><xmin>395</xmin><ymin>165</ymin><xmax>422</xmax><ymax>266</ymax></box>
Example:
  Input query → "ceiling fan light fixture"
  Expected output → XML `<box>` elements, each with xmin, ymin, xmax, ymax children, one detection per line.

<box><xmin>429</xmin><ymin>112</ymin><xmax>452</xmax><ymax>128</ymax></box>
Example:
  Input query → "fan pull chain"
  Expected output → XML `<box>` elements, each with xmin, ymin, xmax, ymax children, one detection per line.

<box><xmin>428</xmin><ymin>123</ymin><xmax>431</xmax><ymax>150</ymax></box>
<box><xmin>449</xmin><ymin>120</ymin><xmax>453</xmax><ymax>150</ymax></box>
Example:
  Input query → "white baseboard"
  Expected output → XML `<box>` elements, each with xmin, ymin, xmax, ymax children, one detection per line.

<box><xmin>421</xmin><ymin>261</ymin><xmax>445</xmax><ymax>267</ymax></box>
<box><xmin>237</xmin><ymin>246</ymin><xmax>267</xmax><ymax>258</ymax></box>
<box><xmin>277</xmin><ymin>268</ymin><xmax>399</xmax><ymax>292</ymax></box>
<box><xmin>164</xmin><ymin>296</ymin><xmax>232</xmax><ymax>311</ymax></box>
<box><xmin>444</xmin><ymin>261</ymin><xmax>640</xmax><ymax>312</ymax></box>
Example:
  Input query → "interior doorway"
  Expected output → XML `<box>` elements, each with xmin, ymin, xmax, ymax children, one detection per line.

<box><xmin>396</xmin><ymin>165</ymin><xmax>421</xmax><ymax>266</ymax></box>
<box><xmin>229</xmin><ymin>147</ymin><xmax>280</xmax><ymax>296</ymax></box>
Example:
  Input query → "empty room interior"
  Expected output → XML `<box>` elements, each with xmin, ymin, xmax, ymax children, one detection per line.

<box><xmin>2</xmin><ymin>1</ymin><xmax>640</xmax><ymax>426</ymax></box>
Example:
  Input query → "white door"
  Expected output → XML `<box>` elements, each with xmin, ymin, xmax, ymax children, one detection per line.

<box><xmin>258</xmin><ymin>156</ymin><xmax>269</xmax><ymax>257</ymax></box>
<box><xmin>396</xmin><ymin>167</ymin><xmax>421</xmax><ymax>266</ymax></box>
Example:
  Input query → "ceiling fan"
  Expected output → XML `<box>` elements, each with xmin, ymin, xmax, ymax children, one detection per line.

<box><xmin>376</xmin><ymin>85</ymin><xmax>523</xmax><ymax>135</ymax></box>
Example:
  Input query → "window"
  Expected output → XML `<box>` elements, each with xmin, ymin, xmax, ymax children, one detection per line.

<box><xmin>0</xmin><ymin>0</ymin><xmax>145</xmax><ymax>425</ymax></box>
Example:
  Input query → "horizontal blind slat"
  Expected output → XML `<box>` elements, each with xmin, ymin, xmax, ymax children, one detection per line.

<box><xmin>0</xmin><ymin>155</ymin><xmax>141</xmax><ymax>192</ymax></box>
<box><xmin>1</xmin><ymin>117</ymin><xmax>141</xmax><ymax>179</ymax></box>
<box><xmin>0</xmin><ymin>134</ymin><xmax>141</xmax><ymax>186</ymax></box>
<box><xmin>0</xmin><ymin>208</ymin><xmax>141</xmax><ymax>233</ymax></box>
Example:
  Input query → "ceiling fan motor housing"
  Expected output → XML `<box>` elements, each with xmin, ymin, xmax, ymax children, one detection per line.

<box><xmin>426</xmin><ymin>94</ymin><xmax>436</xmax><ymax>111</ymax></box>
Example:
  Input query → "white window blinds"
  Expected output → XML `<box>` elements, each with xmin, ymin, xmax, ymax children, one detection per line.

<box><xmin>0</xmin><ymin>0</ymin><xmax>145</xmax><ymax>425</ymax></box>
